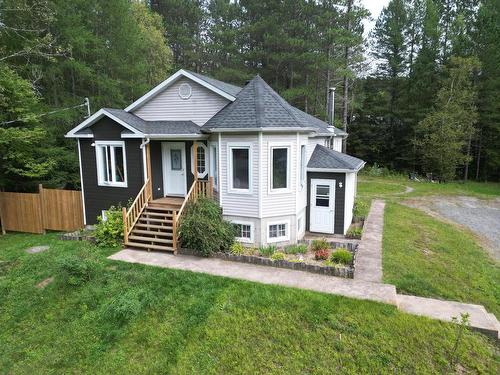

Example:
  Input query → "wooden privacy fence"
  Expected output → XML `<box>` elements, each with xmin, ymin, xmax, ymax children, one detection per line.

<box><xmin>0</xmin><ymin>185</ymin><xmax>84</xmax><ymax>234</ymax></box>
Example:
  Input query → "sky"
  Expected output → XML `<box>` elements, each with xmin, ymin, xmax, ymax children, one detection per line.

<box><xmin>361</xmin><ymin>0</ymin><xmax>390</xmax><ymax>37</ymax></box>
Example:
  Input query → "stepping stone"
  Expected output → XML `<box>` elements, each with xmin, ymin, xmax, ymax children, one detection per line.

<box><xmin>36</xmin><ymin>277</ymin><xmax>54</xmax><ymax>289</ymax></box>
<box><xmin>26</xmin><ymin>245</ymin><xmax>50</xmax><ymax>254</ymax></box>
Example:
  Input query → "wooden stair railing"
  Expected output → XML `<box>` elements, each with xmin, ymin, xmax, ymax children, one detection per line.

<box><xmin>122</xmin><ymin>178</ymin><xmax>152</xmax><ymax>244</ymax></box>
<box><xmin>172</xmin><ymin>177</ymin><xmax>213</xmax><ymax>251</ymax></box>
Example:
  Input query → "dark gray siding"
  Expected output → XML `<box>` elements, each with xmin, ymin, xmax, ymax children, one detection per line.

<box><xmin>80</xmin><ymin>117</ymin><xmax>144</xmax><ymax>224</ymax></box>
<box><xmin>306</xmin><ymin>172</ymin><xmax>345</xmax><ymax>234</ymax></box>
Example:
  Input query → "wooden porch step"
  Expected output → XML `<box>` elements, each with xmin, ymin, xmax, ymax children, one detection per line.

<box><xmin>125</xmin><ymin>241</ymin><xmax>174</xmax><ymax>252</ymax></box>
<box><xmin>141</xmin><ymin>211</ymin><xmax>174</xmax><ymax>218</ymax></box>
<box><xmin>138</xmin><ymin>217</ymin><xmax>172</xmax><ymax>224</ymax></box>
<box><xmin>128</xmin><ymin>235</ymin><xmax>174</xmax><ymax>244</ymax></box>
<box><xmin>134</xmin><ymin>223</ymin><xmax>173</xmax><ymax>230</ymax></box>
<box><xmin>145</xmin><ymin>205</ymin><xmax>178</xmax><ymax>212</ymax></box>
<box><xmin>131</xmin><ymin>228</ymin><xmax>173</xmax><ymax>236</ymax></box>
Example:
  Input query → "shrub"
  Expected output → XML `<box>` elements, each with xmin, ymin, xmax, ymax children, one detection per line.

<box><xmin>314</xmin><ymin>248</ymin><xmax>330</xmax><ymax>260</ymax></box>
<box><xmin>94</xmin><ymin>205</ymin><xmax>124</xmax><ymax>248</ymax></box>
<box><xmin>285</xmin><ymin>243</ymin><xmax>308</xmax><ymax>254</ymax></box>
<box><xmin>311</xmin><ymin>238</ymin><xmax>329</xmax><ymax>252</ymax></box>
<box><xmin>346</xmin><ymin>227</ymin><xmax>362</xmax><ymax>239</ymax></box>
<box><xmin>57</xmin><ymin>246</ymin><xmax>102</xmax><ymax>286</ymax></box>
<box><xmin>270</xmin><ymin>251</ymin><xmax>286</xmax><ymax>261</ymax></box>
<box><xmin>101</xmin><ymin>288</ymin><xmax>153</xmax><ymax>325</ymax></box>
<box><xmin>259</xmin><ymin>245</ymin><xmax>277</xmax><ymax>257</ymax></box>
<box><xmin>230</xmin><ymin>242</ymin><xmax>246</xmax><ymax>255</ymax></box>
<box><xmin>179</xmin><ymin>197</ymin><xmax>236</xmax><ymax>256</ymax></box>
<box><xmin>353</xmin><ymin>199</ymin><xmax>369</xmax><ymax>220</ymax></box>
<box><xmin>330</xmin><ymin>248</ymin><xmax>353</xmax><ymax>265</ymax></box>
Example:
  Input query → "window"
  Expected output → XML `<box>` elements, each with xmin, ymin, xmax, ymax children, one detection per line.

<box><xmin>270</xmin><ymin>146</ymin><xmax>289</xmax><ymax>191</ymax></box>
<box><xmin>229</xmin><ymin>145</ymin><xmax>251</xmax><ymax>192</ymax></box>
<box><xmin>234</xmin><ymin>222</ymin><xmax>252</xmax><ymax>243</ymax></box>
<box><xmin>268</xmin><ymin>221</ymin><xmax>289</xmax><ymax>242</ymax></box>
<box><xmin>95</xmin><ymin>141</ymin><xmax>127</xmax><ymax>187</ymax></box>
<box><xmin>315</xmin><ymin>184</ymin><xmax>330</xmax><ymax>207</ymax></box>
<box><xmin>300</xmin><ymin>145</ymin><xmax>306</xmax><ymax>188</ymax></box>
<box><xmin>191</xmin><ymin>143</ymin><xmax>208</xmax><ymax>178</ymax></box>
<box><xmin>209</xmin><ymin>143</ymin><xmax>218</xmax><ymax>190</ymax></box>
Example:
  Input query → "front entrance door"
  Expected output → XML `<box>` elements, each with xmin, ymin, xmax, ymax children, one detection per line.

<box><xmin>162</xmin><ymin>142</ymin><xmax>187</xmax><ymax>196</ymax></box>
<box><xmin>309</xmin><ymin>179</ymin><xmax>335</xmax><ymax>234</ymax></box>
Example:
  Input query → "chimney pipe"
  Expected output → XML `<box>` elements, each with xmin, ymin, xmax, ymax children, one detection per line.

<box><xmin>328</xmin><ymin>87</ymin><xmax>336</xmax><ymax>127</ymax></box>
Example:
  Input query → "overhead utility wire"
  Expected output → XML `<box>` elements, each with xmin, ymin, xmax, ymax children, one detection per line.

<box><xmin>0</xmin><ymin>97</ymin><xmax>90</xmax><ymax>126</ymax></box>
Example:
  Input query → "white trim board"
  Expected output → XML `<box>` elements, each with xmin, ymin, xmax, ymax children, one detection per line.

<box><xmin>125</xmin><ymin>69</ymin><xmax>236</xmax><ymax>112</ymax></box>
<box><xmin>65</xmin><ymin>108</ymin><xmax>144</xmax><ymax>138</ymax></box>
<box><xmin>77</xmin><ymin>140</ymin><xmax>87</xmax><ymax>225</ymax></box>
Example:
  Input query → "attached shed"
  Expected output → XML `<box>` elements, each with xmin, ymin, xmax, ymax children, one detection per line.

<box><xmin>306</xmin><ymin>145</ymin><xmax>365</xmax><ymax>235</ymax></box>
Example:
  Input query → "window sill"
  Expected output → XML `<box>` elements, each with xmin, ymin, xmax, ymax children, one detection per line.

<box><xmin>98</xmin><ymin>182</ymin><xmax>128</xmax><ymax>188</ymax></box>
<box><xmin>268</xmin><ymin>188</ymin><xmax>292</xmax><ymax>195</ymax></box>
<box><xmin>236</xmin><ymin>237</ymin><xmax>253</xmax><ymax>244</ymax></box>
<box><xmin>267</xmin><ymin>236</ymin><xmax>289</xmax><ymax>243</ymax></box>
<box><xmin>228</xmin><ymin>188</ymin><xmax>253</xmax><ymax>195</ymax></box>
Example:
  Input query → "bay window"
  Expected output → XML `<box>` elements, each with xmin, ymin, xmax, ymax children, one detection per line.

<box><xmin>270</xmin><ymin>146</ymin><xmax>289</xmax><ymax>191</ymax></box>
<box><xmin>229</xmin><ymin>145</ymin><xmax>251</xmax><ymax>192</ymax></box>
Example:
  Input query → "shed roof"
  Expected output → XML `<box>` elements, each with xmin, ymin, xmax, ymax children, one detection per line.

<box><xmin>307</xmin><ymin>145</ymin><xmax>365</xmax><ymax>172</ymax></box>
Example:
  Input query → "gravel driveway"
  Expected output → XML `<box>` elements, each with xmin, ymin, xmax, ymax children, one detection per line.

<box><xmin>403</xmin><ymin>196</ymin><xmax>500</xmax><ymax>261</ymax></box>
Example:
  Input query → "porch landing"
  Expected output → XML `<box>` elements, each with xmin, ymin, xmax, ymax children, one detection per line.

<box><xmin>150</xmin><ymin>196</ymin><xmax>184</xmax><ymax>208</ymax></box>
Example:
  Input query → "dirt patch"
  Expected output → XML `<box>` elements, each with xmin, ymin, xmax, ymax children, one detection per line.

<box><xmin>36</xmin><ymin>277</ymin><xmax>54</xmax><ymax>289</ymax></box>
<box><xmin>402</xmin><ymin>196</ymin><xmax>500</xmax><ymax>261</ymax></box>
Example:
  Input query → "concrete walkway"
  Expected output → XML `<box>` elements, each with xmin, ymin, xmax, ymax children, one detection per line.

<box><xmin>109</xmin><ymin>249</ymin><xmax>398</xmax><ymax>305</ymax></box>
<box><xmin>354</xmin><ymin>199</ymin><xmax>385</xmax><ymax>282</ymax></box>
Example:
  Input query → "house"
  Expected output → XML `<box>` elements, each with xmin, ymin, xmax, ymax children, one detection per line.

<box><xmin>66</xmin><ymin>69</ymin><xmax>364</xmax><ymax>252</ymax></box>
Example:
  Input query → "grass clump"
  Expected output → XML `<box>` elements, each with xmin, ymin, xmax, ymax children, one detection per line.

<box><xmin>229</xmin><ymin>242</ymin><xmax>246</xmax><ymax>255</ymax></box>
<box><xmin>270</xmin><ymin>252</ymin><xmax>286</xmax><ymax>261</ymax></box>
<box><xmin>57</xmin><ymin>246</ymin><xmax>102</xmax><ymax>286</ymax></box>
<box><xmin>259</xmin><ymin>244</ymin><xmax>277</xmax><ymax>257</ymax></box>
<box><xmin>285</xmin><ymin>243</ymin><xmax>308</xmax><ymax>254</ymax></box>
<box><xmin>330</xmin><ymin>249</ymin><xmax>353</xmax><ymax>265</ymax></box>
<box><xmin>346</xmin><ymin>227</ymin><xmax>362</xmax><ymax>239</ymax></box>
<box><xmin>311</xmin><ymin>238</ymin><xmax>329</xmax><ymax>252</ymax></box>
<box><xmin>179</xmin><ymin>197</ymin><xmax>236</xmax><ymax>256</ymax></box>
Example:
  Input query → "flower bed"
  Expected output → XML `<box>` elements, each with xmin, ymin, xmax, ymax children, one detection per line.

<box><xmin>179</xmin><ymin>239</ymin><xmax>358</xmax><ymax>279</ymax></box>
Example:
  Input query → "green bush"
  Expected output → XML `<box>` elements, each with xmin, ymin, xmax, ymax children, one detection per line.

<box><xmin>353</xmin><ymin>199</ymin><xmax>369</xmax><ymax>220</ymax></box>
<box><xmin>285</xmin><ymin>243</ymin><xmax>308</xmax><ymax>254</ymax></box>
<box><xmin>230</xmin><ymin>242</ymin><xmax>246</xmax><ymax>255</ymax></box>
<box><xmin>346</xmin><ymin>227</ymin><xmax>362</xmax><ymax>239</ymax></box>
<box><xmin>95</xmin><ymin>205</ymin><xmax>124</xmax><ymax>248</ymax></box>
<box><xmin>270</xmin><ymin>251</ymin><xmax>286</xmax><ymax>261</ymax></box>
<box><xmin>311</xmin><ymin>238</ymin><xmax>329</xmax><ymax>252</ymax></box>
<box><xmin>101</xmin><ymin>288</ymin><xmax>153</xmax><ymax>325</ymax></box>
<box><xmin>179</xmin><ymin>197</ymin><xmax>236</xmax><ymax>256</ymax></box>
<box><xmin>259</xmin><ymin>245</ymin><xmax>277</xmax><ymax>257</ymax></box>
<box><xmin>57</xmin><ymin>246</ymin><xmax>102</xmax><ymax>286</ymax></box>
<box><xmin>330</xmin><ymin>248</ymin><xmax>353</xmax><ymax>265</ymax></box>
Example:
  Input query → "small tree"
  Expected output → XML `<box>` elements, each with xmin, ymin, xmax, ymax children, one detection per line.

<box><xmin>416</xmin><ymin>57</ymin><xmax>480</xmax><ymax>181</ymax></box>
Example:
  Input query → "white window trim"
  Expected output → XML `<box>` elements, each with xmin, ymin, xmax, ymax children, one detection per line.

<box><xmin>227</xmin><ymin>142</ymin><xmax>253</xmax><ymax>194</ymax></box>
<box><xmin>268</xmin><ymin>143</ymin><xmax>291</xmax><ymax>194</ymax></box>
<box><xmin>209</xmin><ymin>142</ymin><xmax>218</xmax><ymax>191</ymax></box>
<box><xmin>190</xmin><ymin>143</ymin><xmax>208</xmax><ymax>178</ymax></box>
<box><xmin>95</xmin><ymin>140</ymin><xmax>128</xmax><ymax>188</ymax></box>
<box><xmin>267</xmin><ymin>219</ymin><xmax>290</xmax><ymax>243</ymax></box>
<box><xmin>299</xmin><ymin>143</ymin><xmax>307</xmax><ymax>191</ymax></box>
<box><xmin>232</xmin><ymin>220</ymin><xmax>254</xmax><ymax>243</ymax></box>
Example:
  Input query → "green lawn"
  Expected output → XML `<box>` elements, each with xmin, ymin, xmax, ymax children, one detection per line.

<box><xmin>358</xmin><ymin>175</ymin><xmax>500</xmax><ymax>199</ymax></box>
<box><xmin>0</xmin><ymin>233</ymin><xmax>498</xmax><ymax>373</ymax></box>
<box><xmin>383</xmin><ymin>202</ymin><xmax>500</xmax><ymax>317</ymax></box>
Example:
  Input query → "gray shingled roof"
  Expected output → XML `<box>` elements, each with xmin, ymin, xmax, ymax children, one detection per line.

<box><xmin>186</xmin><ymin>70</ymin><xmax>242</xmax><ymax>97</ymax></box>
<box><xmin>202</xmin><ymin>75</ymin><xmax>345</xmax><ymax>134</ymax></box>
<box><xmin>308</xmin><ymin>145</ymin><xmax>365</xmax><ymax>171</ymax></box>
<box><xmin>74</xmin><ymin>108</ymin><xmax>202</xmax><ymax>136</ymax></box>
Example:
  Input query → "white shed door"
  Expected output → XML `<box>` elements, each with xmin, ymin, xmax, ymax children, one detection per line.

<box><xmin>309</xmin><ymin>179</ymin><xmax>335</xmax><ymax>234</ymax></box>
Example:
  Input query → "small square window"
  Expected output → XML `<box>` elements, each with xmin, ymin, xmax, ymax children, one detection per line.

<box><xmin>234</xmin><ymin>223</ymin><xmax>252</xmax><ymax>242</ymax></box>
<box><xmin>268</xmin><ymin>223</ymin><xmax>287</xmax><ymax>241</ymax></box>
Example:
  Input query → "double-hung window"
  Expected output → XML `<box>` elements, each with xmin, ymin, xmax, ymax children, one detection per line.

<box><xmin>95</xmin><ymin>141</ymin><xmax>127</xmax><ymax>187</ymax></box>
<box><xmin>270</xmin><ymin>146</ymin><xmax>289</xmax><ymax>192</ymax></box>
<box><xmin>229</xmin><ymin>144</ymin><xmax>251</xmax><ymax>192</ymax></box>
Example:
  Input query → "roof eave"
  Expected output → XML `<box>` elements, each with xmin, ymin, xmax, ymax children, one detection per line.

<box><xmin>307</xmin><ymin>162</ymin><xmax>365</xmax><ymax>174</ymax></box>
<box><xmin>203</xmin><ymin>127</ymin><xmax>316</xmax><ymax>133</ymax></box>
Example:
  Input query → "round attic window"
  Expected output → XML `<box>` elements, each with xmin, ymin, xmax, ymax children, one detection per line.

<box><xmin>178</xmin><ymin>83</ymin><xmax>192</xmax><ymax>99</ymax></box>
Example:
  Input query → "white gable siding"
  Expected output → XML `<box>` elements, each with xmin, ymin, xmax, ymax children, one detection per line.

<box><xmin>133</xmin><ymin>77</ymin><xmax>230</xmax><ymax>125</ymax></box>
<box><xmin>333</xmin><ymin>137</ymin><xmax>342</xmax><ymax>152</ymax></box>
<box><xmin>219</xmin><ymin>134</ymin><xmax>259</xmax><ymax>217</ymax></box>
<box><xmin>261</xmin><ymin>133</ymin><xmax>299</xmax><ymax>217</ymax></box>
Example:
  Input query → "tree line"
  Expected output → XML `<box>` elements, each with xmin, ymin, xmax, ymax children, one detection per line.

<box><xmin>1</xmin><ymin>0</ymin><xmax>498</xmax><ymax>192</ymax></box>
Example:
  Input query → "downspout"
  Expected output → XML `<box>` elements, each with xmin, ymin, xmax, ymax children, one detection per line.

<box><xmin>140</xmin><ymin>137</ymin><xmax>150</xmax><ymax>183</ymax></box>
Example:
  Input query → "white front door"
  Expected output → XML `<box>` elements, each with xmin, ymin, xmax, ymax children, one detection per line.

<box><xmin>162</xmin><ymin>142</ymin><xmax>187</xmax><ymax>196</ymax></box>
<box><xmin>309</xmin><ymin>179</ymin><xmax>335</xmax><ymax>234</ymax></box>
